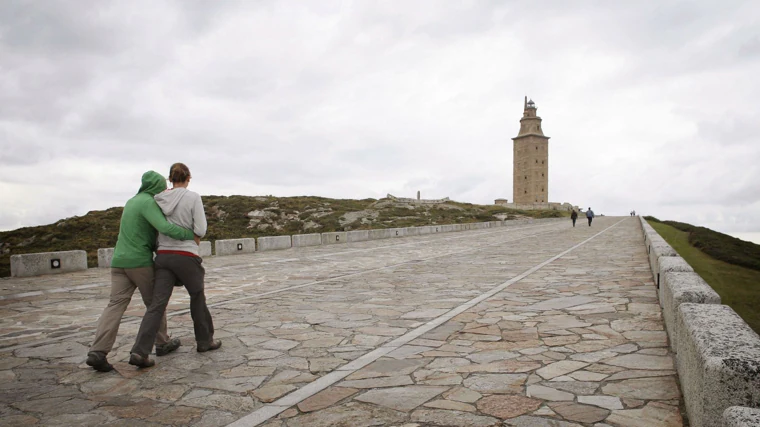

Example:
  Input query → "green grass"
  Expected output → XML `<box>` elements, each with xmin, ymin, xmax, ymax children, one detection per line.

<box><xmin>648</xmin><ymin>220</ymin><xmax>760</xmax><ymax>334</ymax></box>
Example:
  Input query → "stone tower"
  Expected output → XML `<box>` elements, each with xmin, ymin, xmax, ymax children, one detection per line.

<box><xmin>512</xmin><ymin>97</ymin><xmax>550</xmax><ymax>204</ymax></box>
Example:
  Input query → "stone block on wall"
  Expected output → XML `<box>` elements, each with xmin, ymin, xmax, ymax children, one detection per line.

<box><xmin>11</xmin><ymin>250</ymin><xmax>88</xmax><ymax>277</ymax></box>
<box><xmin>368</xmin><ymin>229</ymin><xmax>391</xmax><ymax>240</ymax></box>
<box><xmin>215</xmin><ymin>238</ymin><xmax>256</xmax><ymax>256</ymax></box>
<box><xmin>661</xmin><ymin>272</ymin><xmax>721</xmax><ymax>353</ymax></box>
<box><xmin>257</xmin><ymin>236</ymin><xmax>292</xmax><ymax>251</ymax></box>
<box><xmin>98</xmin><ymin>248</ymin><xmax>114</xmax><ymax>268</ymax></box>
<box><xmin>657</xmin><ymin>256</ymin><xmax>694</xmax><ymax>304</ymax></box>
<box><xmin>389</xmin><ymin>228</ymin><xmax>406</xmax><ymax>238</ymax></box>
<box><xmin>347</xmin><ymin>230</ymin><xmax>370</xmax><ymax>242</ymax></box>
<box><xmin>676</xmin><ymin>303</ymin><xmax>760</xmax><ymax>427</ymax></box>
<box><xmin>404</xmin><ymin>227</ymin><xmax>420</xmax><ymax>236</ymax></box>
<box><xmin>292</xmin><ymin>233</ymin><xmax>322</xmax><ymax>247</ymax></box>
<box><xmin>321</xmin><ymin>232</ymin><xmax>347</xmax><ymax>245</ymax></box>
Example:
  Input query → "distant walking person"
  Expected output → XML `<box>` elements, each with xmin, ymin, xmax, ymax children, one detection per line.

<box><xmin>570</xmin><ymin>210</ymin><xmax>578</xmax><ymax>227</ymax></box>
<box><xmin>130</xmin><ymin>163</ymin><xmax>220</xmax><ymax>368</ymax></box>
<box><xmin>86</xmin><ymin>171</ymin><xmax>195</xmax><ymax>372</ymax></box>
<box><xmin>586</xmin><ymin>207</ymin><xmax>595</xmax><ymax>226</ymax></box>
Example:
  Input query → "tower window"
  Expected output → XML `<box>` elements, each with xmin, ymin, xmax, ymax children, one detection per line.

<box><xmin>524</xmin><ymin>176</ymin><xmax>527</xmax><ymax>180</ymax></box>
<box><xmin>535</xmin><ymin>160</ymin><xmax>538</xmax><ymax>164</ymax></box>
<box><xmin>542</xmin><ymin>173</ymin><xmax>544</xmax><ymax>177</ymax></box>
<box><xmin>535</xmin><ymin>146</ymin><xmax>538</xmax><ymax>150</ymax></box>
<box><xmin>524</xmin><ymin>191</ymin><xmax>527</xmax><ymax>194</ymax></box>
<box><xmin>542</xmin><ymin>161</ymin><xmax>544</xmax><ymax>164</ymax></box>
<box><xmin>542</xmin><ymin>188</ymin><xmax>544</xmax><ymax>192</ymax></box>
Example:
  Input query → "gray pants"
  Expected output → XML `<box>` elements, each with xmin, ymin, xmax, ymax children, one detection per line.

<box><xmin>131</xmin><ymin>254</ymin><xmax>214</xmax><ymax>356</ymax></box>
<box><xmin>90</xmin><ymin>267</ymin><xmax>169</xmax><ymax>354</ymax></box>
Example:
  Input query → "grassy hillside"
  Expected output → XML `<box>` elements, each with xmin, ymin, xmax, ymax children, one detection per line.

<box><xmin>0</xmin><ymin>195</ymin><xmax>567</xmax><ymax>278</ymax></box>
<box><xmin>646</xmin><ymin>218</ymin><xmax>760</xmax><ymax>334</ymax></box>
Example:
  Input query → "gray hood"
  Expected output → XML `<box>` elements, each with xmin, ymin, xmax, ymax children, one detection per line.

<box><xmin>155</xmin><ymin>188</ymin><xmax>189</xmax><ymax>216</ymax></box>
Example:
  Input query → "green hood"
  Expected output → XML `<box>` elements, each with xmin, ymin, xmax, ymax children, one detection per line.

<box><xmin>138</xmin><ymin>171</ymin><xmax>167</xmax><ymax>196</ymax></box>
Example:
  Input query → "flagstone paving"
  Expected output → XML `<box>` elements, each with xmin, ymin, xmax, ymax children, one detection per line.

<box><xmin>0</xmin><ymin>217</ymin><xmax>685</xmax><ymax>426</ymax></box>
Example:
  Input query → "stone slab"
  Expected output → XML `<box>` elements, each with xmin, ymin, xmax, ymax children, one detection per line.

<box><xmin>257</xmin><ymin>236</ymin><xmax>292</xmax><ymax>251</ymax></box>
<box><xmin>676</xmin><ymin>303</ymin><xmax>760</xmax><ymax>427</ymax></box>
<box><xmin>11</xmin><ymin>250</ymin><xmax>87</xmax><ymax>277</ymax></box>
<box><xmin>292</xmin><ymin>233</ymin><xmax>322</xmax><ymax>247</ymax></box>
<box><xmin>215</xmin><ymin>238</ymin><xmax>256</xmax><ymax>256</ymax></box>
<box><xmin>661</xmin><ymin>272</ymin><xmax>721</xmax><ymax>353</ymax></box>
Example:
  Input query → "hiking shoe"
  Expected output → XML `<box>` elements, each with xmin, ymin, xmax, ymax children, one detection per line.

<box><xmin>86</xmin><ymin>351</ymin><xmax>114</xmax><ymax>372</ymax></box>
<box><xmin>197</xmin><ymin>339</ymin><xmax>222</xmax><ymax>353</ymax></box>
<box><xmin>128</xmin><ymin>353</ymin><xmax>155</xmax><ymax>368</ymax></box>
<box><xmin>155</xmin><ymin>337</ymin><xmax>181</xmax><ymax>356</ymax></box>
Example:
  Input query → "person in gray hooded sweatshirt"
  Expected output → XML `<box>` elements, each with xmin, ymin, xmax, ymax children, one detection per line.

<box><xmin>129</xmin><ymin>163</ymin><xmax>221</xmax><ymax>367</ymax></box>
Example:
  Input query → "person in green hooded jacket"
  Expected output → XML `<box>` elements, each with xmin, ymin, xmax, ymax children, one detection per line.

<box><xmin>86</xmin><ymin>171</ymin><xmax>197</xmax><ymax>372</ymax></box>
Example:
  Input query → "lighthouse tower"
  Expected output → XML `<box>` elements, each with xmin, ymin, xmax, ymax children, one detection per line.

<box><xmin>512</xmin><ymin>97</ymin><xmax>550</xmax><ymax>204</ymax></box>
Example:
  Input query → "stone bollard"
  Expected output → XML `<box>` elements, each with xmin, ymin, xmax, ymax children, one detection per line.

<box><xmin>257</xmin><ymin>236</ymin><xmax>292</xmax><ymax>251</ymax></box>
<box><xmin>98</xmin><ymin>248</ymin><xmax>114</xmax><ymax>268</ymax></box>
<box><xmin>11</xmin><ymin>250</ymin><xmax>88</xmax><ymax>277</ymax></box>
<box><xmin>215</xmin><ymin>238</ymin><xmax>256</xmax><ymax>256</ymax></box>
<box><xmin>292</xmin><ymin>233</ymin><xmax>322</xmax><ymax>247</ymax></box>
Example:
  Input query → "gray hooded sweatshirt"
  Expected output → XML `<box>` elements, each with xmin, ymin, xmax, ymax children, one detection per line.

<box><xmin>154</xmin><ymin>188</ymin><xmax>207</xmax><ymax>256</ymax></box>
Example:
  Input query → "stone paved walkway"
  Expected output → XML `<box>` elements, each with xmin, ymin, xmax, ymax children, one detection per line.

<box><xmin>0</xmin><ymin>217</ymin><xmax>684</xmax><ymax>426</ymax></box>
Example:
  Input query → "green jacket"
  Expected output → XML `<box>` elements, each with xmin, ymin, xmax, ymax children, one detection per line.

<box><xmin>111</xmin><ymin>171</ymin><xmax>195</xmax><ymax>268</ymax></box>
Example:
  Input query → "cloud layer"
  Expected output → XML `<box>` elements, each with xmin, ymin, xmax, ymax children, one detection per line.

<box><xmin>2</xmin><ymin>1</ymin><xmax>759</xmax><ymax>238</ymax></box>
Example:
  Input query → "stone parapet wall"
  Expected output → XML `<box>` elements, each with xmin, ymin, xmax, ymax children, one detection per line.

<box><xmin>386</xmin><ymin>194</ymin><xmax>450</xmax><ymax>204</ymax></box>
<box><xmin>10</xmin><ymin>218</ymin><xmax>565</xmax><ymax>277</ymax></box>
<box><xmin>639</xmin><ymin>216</ymin><xmax>760</xmax><ymax>426</ymax></box>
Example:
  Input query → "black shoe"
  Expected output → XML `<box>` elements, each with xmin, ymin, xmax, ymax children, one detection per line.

<box><xmin>197</xmin><ymin>339</ymin><xmax>222</xmax><ymax>353</ymax></box>
<box><xmin>128</xmin><ymin>353</ymin><xmax>155</xmax><ymax>368</ymax></box>
<box><xmin>86</xmin><ymin>351</ymin><xmax>114</xmax><ymax>372</ymax></box>
<box><xmin>155</xmin><ymin>337</ymin><xmax>181</xmax><ymax>356</ymax></box>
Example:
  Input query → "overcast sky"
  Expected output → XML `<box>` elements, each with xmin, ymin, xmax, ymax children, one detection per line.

<box><xmin>2</xmin><ymin>1</ymin><xmax>759</xmax><ymax>242</ymax></box>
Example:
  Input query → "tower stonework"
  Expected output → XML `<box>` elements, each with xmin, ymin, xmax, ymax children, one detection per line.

<box><xmin>512</xmin><ymin>97</ymin><xmax>550</xmax><ymax>204</ymax></box>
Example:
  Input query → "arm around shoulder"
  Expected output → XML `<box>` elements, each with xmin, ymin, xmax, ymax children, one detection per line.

<box><xmin>143</xmin><ymin>199</ymin><xmax>195</xmax><ymax>240</ymax></box>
